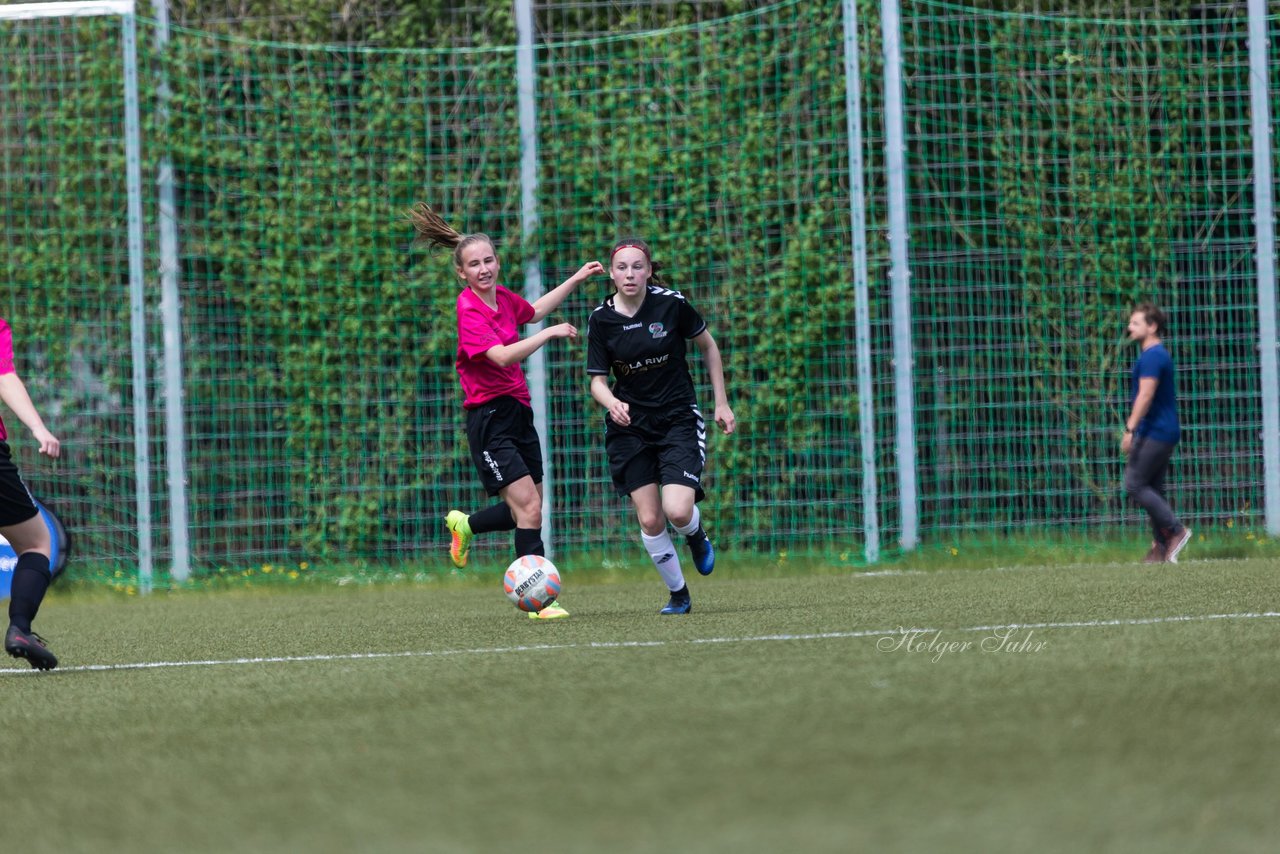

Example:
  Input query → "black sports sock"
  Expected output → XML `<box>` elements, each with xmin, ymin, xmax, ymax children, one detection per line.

<box><xmin>469</xmin><ymin>502</ymin><xmax>516</xmax><ymax>535</ymax></box>
<box><xmin>514</xmin><ymin>527</ymin><xmax>545</xmax><ymax>557</ymax></box>
<box><xmin>8</xmin><ymin>552</ymin><xmax>52</xmax><ymax>633</ymax></box>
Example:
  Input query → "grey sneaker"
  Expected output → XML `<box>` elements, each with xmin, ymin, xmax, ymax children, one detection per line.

<box><xmin>1164</xmin><ymin>528</ymin><xmax>1192</xmax><ymax>564</ymax></box>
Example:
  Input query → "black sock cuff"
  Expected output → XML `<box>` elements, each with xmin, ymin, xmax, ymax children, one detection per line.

<box><xmin>9</xmin><ymin>552</ymin><xmax>53</xmax><ymax>633</ymax></box>
<box><xmin>514</xmin><ymin>527</ymin><xmax>545</xmax><ymax>557</ymax></box>
<box><xmin>15</xmin><ymin>551</ymin><xmax>52</xmax><ymax>577</ymax></box>
<box><xmin>470</xmin><ymin>502</ymin><xmax>517</xmax><ymax>535</ymax></box>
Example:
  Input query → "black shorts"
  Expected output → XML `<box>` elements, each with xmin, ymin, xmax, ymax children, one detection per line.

<box><xmin>604</xmin><ymin>404</ymin><xmax>706</xmax><ymax>501</ymax></box>
<box><xmin>465</xmin><ymin>396</ymin><xmax>544</xmax><ymax>497</ymax></box>
<box><xmin>0</xmin><ymin>441</ymin><xmax>39</xmax><ymax>527</ymax></box>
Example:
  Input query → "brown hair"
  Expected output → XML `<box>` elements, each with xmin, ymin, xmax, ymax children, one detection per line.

<box><xmin>1133</xmin><ymin>302</ymin><xmax>1168</xmax><ymax>336</ymax></box>
<box><xmin>610</xmin><ymin>236</ymin><xmax>665</xmax><ymax>285</ymax></box>
<box><xmin>407</xmin><ymin>202</ymin><xmax>494</xmax><ymax>269</ymax></box>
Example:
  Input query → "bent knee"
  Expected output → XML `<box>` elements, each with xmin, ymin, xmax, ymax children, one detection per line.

<box><xmin>664</xmin><ymin>506</ymin><xmax>693</xmax><ymax>529</ymax></box>
<box><xmin>504</xmin><ymin>492</ymin><xmax>541</xmax><ymax>526</ymax></box>
<box><xmin>513</xmin><ymin>504</ymin><xmax>541</xmax><ymax>528</ymax></box>
<box><xmin>636</xmin><ymin>511</ymin><xmax>666</xmax><ymax>534</ymax></box>
<box><xmin>2</xmin><ymin>522</ymin><xmax>51</xmax><ymax>555</ymax></box>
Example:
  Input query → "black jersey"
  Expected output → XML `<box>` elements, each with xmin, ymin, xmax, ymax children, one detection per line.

<box><xmin>586</xmin><ymin>285</ymin><xmax>708</xmax><ymax>409</ymax></box>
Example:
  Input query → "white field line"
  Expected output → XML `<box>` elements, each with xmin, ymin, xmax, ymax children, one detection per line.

<box><xmin>4</xmin><ymin>611</ymin><xmax>1279</xmax><ymax>676</ymax></box>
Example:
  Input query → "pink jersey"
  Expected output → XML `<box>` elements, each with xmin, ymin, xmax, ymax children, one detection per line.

<box><xmin>455</xmin><ymin>285</ymin><xmax>536</xmax><ymax>409</ymax></box>
<box><xmin>0</xmin><ymin>318</ymin><xmax>14</xmax><ymax>441</ymax></box>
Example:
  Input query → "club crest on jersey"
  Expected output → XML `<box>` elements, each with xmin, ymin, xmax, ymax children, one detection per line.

<box><xmin>648</xmin><ymin>322</ymin><xmax>668</xmax><ymax>339</ymax></box>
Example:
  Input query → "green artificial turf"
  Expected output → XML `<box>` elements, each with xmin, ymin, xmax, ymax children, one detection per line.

<box><xmin>4</xmin><ymin>558</ymin><xmax>1278</xmax><ymax>853</ymax></box>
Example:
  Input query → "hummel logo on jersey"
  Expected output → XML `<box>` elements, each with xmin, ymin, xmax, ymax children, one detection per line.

<box><xmin>622</xmin><ymin>322</ymin><xmax>642</xmax><ymax>331</ymax></box>
<box><xmin>682</xmin><ymin>470</ymin><xmax>700</xmax><ymax>483</ymax></box>
<box><xmin>648</xmin><ymin>322</ymin><xmax>668</xmax><ymax>338</ymax></box>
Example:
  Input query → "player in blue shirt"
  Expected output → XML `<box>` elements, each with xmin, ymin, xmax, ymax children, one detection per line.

<box><xmin>1122</xmin><ymin>303</ymin><xmax>1190</xmax><ymax>563</ymax></box>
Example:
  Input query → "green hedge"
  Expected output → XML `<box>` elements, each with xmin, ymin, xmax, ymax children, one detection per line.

<box><xmin>0</xmin><ymin>0</ymin><xmax>1270</xmax><ymax>573</ymax></box>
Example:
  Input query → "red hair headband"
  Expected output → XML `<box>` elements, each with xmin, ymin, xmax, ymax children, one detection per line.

<box><xmin>610</xmin><ymin>242</ymin><xmax>650</xmax><ymax>262</ymax></box>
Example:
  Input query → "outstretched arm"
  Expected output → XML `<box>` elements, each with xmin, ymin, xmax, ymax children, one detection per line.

<box><xmin>485</xmin><ymin>323</ymin><xmax>579</xmax><ymax>368</ymax></box>
<box><xmin>531</xmin><ymin>261</ymin><xmax>605</xmax><ymax>322</ymax></box>
<box><xmin>691</xmin><ymin>330</ymin><xmax>735</xmax><ymax>435</ymax></box>
<box><xmin>0</xmin><ymin>373</ymin><xmax>60</xmax><ymax>457</ymax></box>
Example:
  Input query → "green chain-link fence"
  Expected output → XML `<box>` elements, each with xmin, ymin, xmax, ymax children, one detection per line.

<box><xmin>899</xmin><ymin>1</ymin><xmax>1268</xmax><ymax>540</ymax></box>
<box><xmin>1</xmin><ymin>0</ymin><xmax>1276</xmax><ymax>584</ymax></box>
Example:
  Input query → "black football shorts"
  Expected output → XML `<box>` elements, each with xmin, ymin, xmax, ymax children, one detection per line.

<box><xmin>604</xmin><ymin>403</ymin><xmax>706</xmax><ymax>502</ymax></box>
<box><xmin>465</xmin><ymin>396</ymin><xmax>544</xmax><ymax>497</ymax></box>
<box><xmin>0</xmin><ymin>441</ymin><xmax>40</xmax><ymax>527</ymax></box>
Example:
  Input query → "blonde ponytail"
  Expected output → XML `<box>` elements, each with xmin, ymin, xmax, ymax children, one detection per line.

<box><xmin>408</xmin><ymin>203</ymin><xmax>493</xmax><ymax>268</ymax></box>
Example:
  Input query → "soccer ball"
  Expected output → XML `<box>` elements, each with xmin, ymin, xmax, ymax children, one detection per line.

<box><xmin>503</xmin><ymin>555</ymin><xmax>561</xmax><ymax>612</ymax></box>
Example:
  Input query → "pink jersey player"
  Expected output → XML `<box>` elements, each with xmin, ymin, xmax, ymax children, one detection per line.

<box><xmin>0</xmin><ymin>317</ymin><xmax>63</xmax><ymax>669</ymax></box>
<box><xmin>408</xmin><ymin>203</ymin><xmax>602</xmax><ymax>620</ymax></box>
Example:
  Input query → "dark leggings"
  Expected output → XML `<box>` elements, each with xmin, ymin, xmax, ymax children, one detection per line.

<box><xmin>1123</xmin><ymin>435</ymin><xmax>1182</xmax><ymax>541</ymax></box>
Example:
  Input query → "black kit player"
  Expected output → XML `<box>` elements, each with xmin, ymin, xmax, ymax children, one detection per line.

<box><xmin>587</xmin><ymin>238</ymin><xmax>735</xmax><ymax>614</ymax></box>
<box><xmin>0</xmin><ymin>317</ymin><xmax>62</xmax><ymax>669</ymax></box>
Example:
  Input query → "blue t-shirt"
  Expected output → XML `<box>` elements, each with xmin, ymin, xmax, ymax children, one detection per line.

<box><xmin>1130</xmin><ymin>343</ymin><xmax>1180</xmax><ymax>444</ymax></box>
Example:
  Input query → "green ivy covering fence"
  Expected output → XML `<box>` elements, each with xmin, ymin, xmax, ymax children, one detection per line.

<box><xmin>0</xmin><ymin>0</ymin><xmax>1275</xmax><ymax>582</ymax></box>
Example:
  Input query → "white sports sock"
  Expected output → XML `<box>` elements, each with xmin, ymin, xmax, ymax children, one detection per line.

<box><xmin>641</xmin><ymin>530</ymin><xmax>685</xmax><ymax>592</ymax></box>
<box><xmin>672</xmin><ymin>506</ymin><xmax>701</xmax><ymax>538</ymax></box>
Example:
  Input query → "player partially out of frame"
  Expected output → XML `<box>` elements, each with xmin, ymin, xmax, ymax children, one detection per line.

<box><xmin>1</xmin><ymin>318</ymin><xmax>62</xmax><ymax>669</ymax></box>
<box><xmin>408</xmin><ymin>203</ymin><xmax>603</xmax><ymax>620</ymax></box>
<box><xmin>1122</xmin><ymin>302</ymin><xmax>1191</xmax><ymax>563</ymax></box>
<box><xmin>587</xmin><ymin>238</ymin><xmax>735</xmax><ymax>614</ymax></box>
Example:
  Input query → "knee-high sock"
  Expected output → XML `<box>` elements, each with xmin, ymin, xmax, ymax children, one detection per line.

<box><xmin>670</xmin><ymin>507</ymin><xmax>711</xmax><ymax>547</ymax></box>
<box><xmin>514</xmin><ymin>527</ymin><xmax>544</xmax><ymax>557</ymax></box>
<box><xmin>470</xmin><ymin>502</ymin><xmax>516</xmax><ymax>535</ymax></box>
<box><xmin>8</xmin><ymin>552</ymin><xmax>52</xmax><ymax>633</ymax></box>
<box><xmin>642</xmin><ymin>530</ymin><xmax>685</xmax><ymax>592</ymax></box>
<box><xmin>672</xmin><ymin>505</ymin><xmax>703</xmax><ymax>540</ymax></box>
